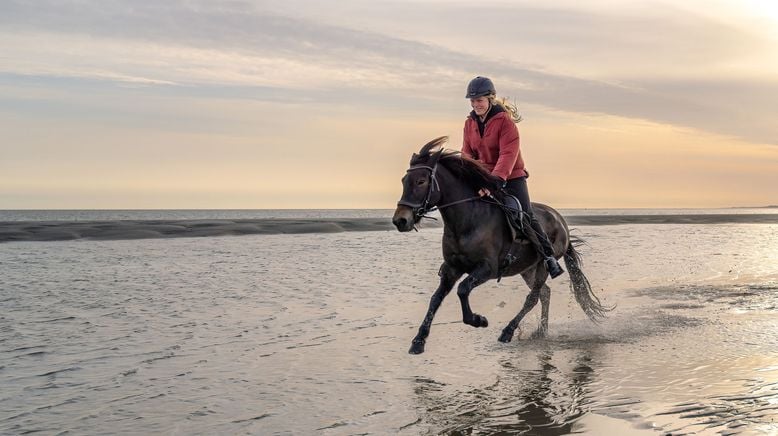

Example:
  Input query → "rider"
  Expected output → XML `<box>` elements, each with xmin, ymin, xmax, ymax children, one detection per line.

<box><xmin>462</xmin><ymin>76</ymin><xmax>564</xmax><ymax>278</ymax></box>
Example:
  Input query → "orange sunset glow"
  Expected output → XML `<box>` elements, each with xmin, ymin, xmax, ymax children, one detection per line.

<box><xmin>1</xmin><ymin>0</ymin><xmax>776</xmax><ymax>209</ymax></box>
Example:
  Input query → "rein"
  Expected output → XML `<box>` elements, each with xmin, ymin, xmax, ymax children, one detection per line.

<box><xmin>421</xmin><ymin>196</ymin><xmax>484</xmax><ymax>222</ymax></box>
<box><xmin>436</xmin><ymin>196</ymin><xmax>484</xmax><ymax>211</ymax></box>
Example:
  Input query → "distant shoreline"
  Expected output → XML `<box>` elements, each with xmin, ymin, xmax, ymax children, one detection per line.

<box><xmin>2</xmin><ymin>214</ymin><xmax>778</xmax><ymax>243</ymax></box>
<box><xmin>1</xmin><ymin>206</ymin><xmax>776</xmax><ymax>211</ymax></box>
<box><xmin>565</xmin><ymin>214</ymin><xmax>778</xmax><ymax>225</ymax></box>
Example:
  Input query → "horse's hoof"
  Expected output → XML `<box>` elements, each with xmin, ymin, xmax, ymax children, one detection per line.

<box><xmin>498</xmin><ymin>330</ymin><xmax>514</xmax><ymax>343</ymax></box>
<box><xmin>530</xmin><ymin>328</ymin><xmax>547</xmax><ymax>339</ymax></box>
<box><xmin>464</xmin><ymin>314</ymin><xmax>488</xmax><ymax>328</ymax></box>
<box><xmin>409</xmin><ymin>341</ymin><xmax>425</xmax><ymax>354</ymax></box>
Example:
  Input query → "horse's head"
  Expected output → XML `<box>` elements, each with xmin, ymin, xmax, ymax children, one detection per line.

<box><xmin>392</xmin><ymin>136</ymin><xmax>448</xmax><ymax>232</ymax></box>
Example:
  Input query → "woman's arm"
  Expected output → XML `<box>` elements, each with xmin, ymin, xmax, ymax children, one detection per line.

<box><xmin>461</xmin><ymin>122</ymin><xmax>475</xmax><ymax>159</ymax></box>
<box><xmin>491</xmin><ymin>118</ymin><xmax>520</xmax><ymax>181</ymax></box>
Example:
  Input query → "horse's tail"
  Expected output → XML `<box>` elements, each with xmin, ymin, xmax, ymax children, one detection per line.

<box><xmin>563</xmin><ymin>237</ymin><xmax>612</xmax><ymax>322</ymax></box>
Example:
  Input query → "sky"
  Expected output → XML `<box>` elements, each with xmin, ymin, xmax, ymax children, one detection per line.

<box><xmin>1</xmin><ymin>0</ymin><xmax>776</xmax><ymax>209</ymax></box>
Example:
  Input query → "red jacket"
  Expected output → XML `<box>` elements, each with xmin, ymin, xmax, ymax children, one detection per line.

<box><xmin>462</xmin><ymin>110</ymin><xmax>526</xmax><ymax>181</ymax></box>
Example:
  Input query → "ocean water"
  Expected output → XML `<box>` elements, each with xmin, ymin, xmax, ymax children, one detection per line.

<box><xmin>1</xmin><ymin>207</ymin><xmax>776</xmax><ymax>222</ymax></box>
<box><xmin>1</xmin><ymin>209</ymin><xmax>777</xmax><ymax>435</ymax></box>
<box><xmin>0</xmin><ymin>209</ymin><xmax>398</xmax><ymax>222</ymax></box>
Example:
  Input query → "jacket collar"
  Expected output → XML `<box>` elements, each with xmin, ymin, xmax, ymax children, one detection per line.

<box><xmin>469</xmin><ymin>103</ymin><xmax>505</xmax><ymax>124</ymax></box>
<box><xmin>470</xmin><ymin>104</ymin><xmax>505</xmax><ymax>137</ymax></box>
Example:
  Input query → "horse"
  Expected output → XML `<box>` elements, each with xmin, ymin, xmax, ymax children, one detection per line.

<box><xmin>392</xmin><ymin>136</ymin><xmax>609</xmax><ymax>354</ymax></box>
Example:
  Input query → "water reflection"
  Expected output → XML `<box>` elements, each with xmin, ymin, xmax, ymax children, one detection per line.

<box><xmin>411</xmin><ymin>345</ymin><xmax>607</xmax><ymax>435</ymax></box>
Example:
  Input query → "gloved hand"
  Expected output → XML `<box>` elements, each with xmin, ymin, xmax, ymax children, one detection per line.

<box><xmin>478</xmin><ymin>188</ymin><xmax>492</xmax><ymax>197</ymax></box>
<box><xmin>480</xmin><ymin>178</ymin><xmax>506</xmax><ymax>197</ymax></box>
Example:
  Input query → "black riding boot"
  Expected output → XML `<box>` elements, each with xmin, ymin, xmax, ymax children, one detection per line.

<box><xmin>529</xmin><ymin>215</ymin><xmax>564</xmax><ymax>278</ymax></box>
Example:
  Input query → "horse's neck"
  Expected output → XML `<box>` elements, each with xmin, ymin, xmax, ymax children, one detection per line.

<box><xmin>436</xmin><ymin>173</ymin><xmax>488</xmax><ymax>235</ymax></box>
<box><xmin>439</xmin><ymin>199</ymin><xmax>491</xmax><ymax>233</ymax></box>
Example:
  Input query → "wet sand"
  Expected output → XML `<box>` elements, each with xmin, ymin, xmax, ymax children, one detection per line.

<box><xmin>1</xmin><ymin>223</ymin><xmax>777</xmax><ymax>434</ymax></box>
<box><xmin>0</xmin><ymin>218</ymin><xmax>401</xmax><ymax>242</ymax></box>
<box><xmin>2</xmin><ymin>213</ymin><xmax>778</xmax><ymax>242</ymax></box>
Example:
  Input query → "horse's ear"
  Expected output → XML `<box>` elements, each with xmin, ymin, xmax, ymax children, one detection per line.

<box><xmin>428</xmin><ymin>148</ymin><xmax>445</xmax><ymax>167</ymax></box>
<box><xmin>409</xmin><ymin>153</ymin><xmax>419</xmax><ymax>165</ymax></box>
<box><xmin>418</xmin><ymin>136</ymin><xmax>449</xmax><ymax>156</ymax></box>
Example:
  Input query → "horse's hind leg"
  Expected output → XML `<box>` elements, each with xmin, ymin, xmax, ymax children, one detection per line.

<box><xmin>409</xmin><ymin>262</ymin><xmax>463</xmax><ymax>354</ymax></box>
<box><xmin>498</xmin><ymin>266</ymin><xmax>548</xmax><ymax>343</ymax></box>
<box><xmin>530</xmin><ymin>284</ymin><xmax>551</xmax><ymax>339</ymax></box>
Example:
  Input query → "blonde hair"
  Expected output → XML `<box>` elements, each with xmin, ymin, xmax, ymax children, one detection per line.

<box><xmin>491</xmin><ymin>96</ymin><xmax>523</xmax><ymax>123</ymax></box>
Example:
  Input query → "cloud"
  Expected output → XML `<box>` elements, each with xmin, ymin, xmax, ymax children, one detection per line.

<box><xmin>1</xmin><ymin>0</ymin><xmax>776</xmax><ymax>145</ymax></box>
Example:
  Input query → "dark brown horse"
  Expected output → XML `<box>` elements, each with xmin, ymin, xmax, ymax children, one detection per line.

<box><xmin>392</xmin><ymin>137</ymin><xmax>609</xmax><ymax>354</ymax></box>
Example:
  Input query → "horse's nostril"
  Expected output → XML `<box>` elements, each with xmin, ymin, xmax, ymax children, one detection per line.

<box><xmin>395</xmin><ymin>218</ymin><xmax>407</xmax><ymax>228</ymax></box>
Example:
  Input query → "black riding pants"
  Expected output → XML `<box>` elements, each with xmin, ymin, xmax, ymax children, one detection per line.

<box><xmin>505</xmin><ymin>177</ymin><xmax>533</xmax><ymax>217</ymax></box>
<box><xmin>504</xmin><ymin>177</ymin><xmax>556</xmax><ymax>257</ymax></box>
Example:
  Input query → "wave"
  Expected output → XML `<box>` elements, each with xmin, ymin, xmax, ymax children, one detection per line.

<box><xmin>1</xmin><ymin>214</ymin><xmax>777</xmax><ymax>242</ymax></box>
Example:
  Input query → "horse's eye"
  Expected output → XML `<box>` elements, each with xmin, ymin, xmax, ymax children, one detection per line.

<box><xmin>417</xmin><ymin>178</ymin><xmax>426</xmax><ymax>186</ymax></box>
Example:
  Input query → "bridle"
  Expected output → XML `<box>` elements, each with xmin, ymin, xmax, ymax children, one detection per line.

<box><xmin>397</xmin><ymin>154</ymin><xmax>482</xmax><ymax>223</ymax></box>
<box><xmin>396</xmin><ymin>163</ymin><xmax>441</xmax><ymax>220</ymax></box>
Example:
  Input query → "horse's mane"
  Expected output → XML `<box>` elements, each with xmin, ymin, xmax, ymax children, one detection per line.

<box><xmin>410</xmin><ymin>136</ymin><xmax>504</xmax><ymax>191</ymax></box>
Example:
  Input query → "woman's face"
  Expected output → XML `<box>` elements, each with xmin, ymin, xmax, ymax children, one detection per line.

<box><xmin>470</xmin><ymin>96</ymin><xmax>490</xmax><ymax>117</ymax></box>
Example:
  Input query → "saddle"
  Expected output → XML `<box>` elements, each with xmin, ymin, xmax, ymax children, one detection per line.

<box><xmin>495</xmin><ymin>192</ymin><xmax>527</xmax><ymax>241</ymax></box>
<box><xmin>494</xmin><ymin>192</ymin><xmax>537</xmax><ymax>282</ymax></box>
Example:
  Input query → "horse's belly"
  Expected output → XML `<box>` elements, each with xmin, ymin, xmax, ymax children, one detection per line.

<box><xmin>443</xmin><ymin>246</ymin><xmax>502</xmax><ymax>275</ymax></box>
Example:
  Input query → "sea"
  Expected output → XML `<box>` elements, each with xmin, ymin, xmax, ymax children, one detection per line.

<box><xmin>1</xmin><ymin>208</ymin><xmax>777</xmax><ymax>435</ymax></box>
<box><xmin>1</xmin><ymin>207</ymin><xmax>776</xmax><ymax>222</ymax></box>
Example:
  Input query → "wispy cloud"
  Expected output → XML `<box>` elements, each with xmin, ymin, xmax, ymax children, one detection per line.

<box><xmin>1</xmin><ymin>0</ymin><xmax>777</xmax><ymax>149</ymax></box>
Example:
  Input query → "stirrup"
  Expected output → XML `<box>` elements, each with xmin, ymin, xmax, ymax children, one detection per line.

<box><xmin>544</xmin><ymin>256</ymin><xmax>564</xmax><ymax>279</ymax></box>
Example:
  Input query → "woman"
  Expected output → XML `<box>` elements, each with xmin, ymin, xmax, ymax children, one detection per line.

<box><xmin>462</xmin><ymin>76</ymin><xmax>564</xmax><ymax>278</ymax></box>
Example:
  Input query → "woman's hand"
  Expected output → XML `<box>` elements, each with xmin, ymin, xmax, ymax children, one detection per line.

<box><xmin>480</xmin><ymin>177</ymin><xmax>505</xmax><ymax>197</ymax></box>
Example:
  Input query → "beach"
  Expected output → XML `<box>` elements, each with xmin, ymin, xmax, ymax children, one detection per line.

<box><xmin>2</xmin><ymin>209</ymin><xmax>778</xmax><ymax>243</ymax></box>
<box><xmin>1</xmin><ymin>210</ymin><xmax>777</xmax><ymax>434</ymax></box>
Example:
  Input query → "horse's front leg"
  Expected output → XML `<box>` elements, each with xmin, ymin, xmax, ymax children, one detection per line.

<box><xmin>409</xmin><ymin>263</ymin><xmax>463</xmax><ymax>354</ymax></box>
<box><xmin>457</xmin><ymin>263</ymin><xmax>492</xmax><ymax>328</ymax></box>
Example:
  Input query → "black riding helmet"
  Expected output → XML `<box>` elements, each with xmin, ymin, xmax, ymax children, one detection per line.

<box><xmin>465</xmin><ymin>76</ymin><xmax>496</xmax><ymax>99</ymax></box>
